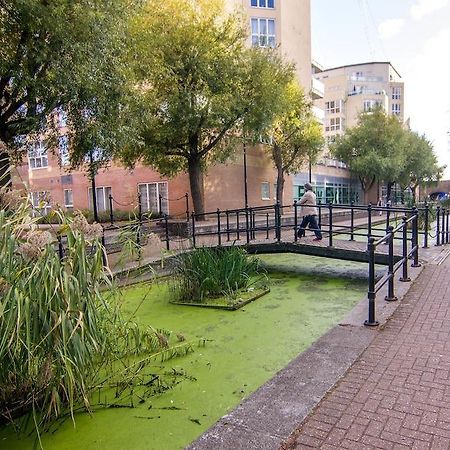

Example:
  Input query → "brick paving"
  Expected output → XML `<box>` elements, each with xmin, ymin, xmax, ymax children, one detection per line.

<box><xmin>281</xmin><ymin>254</ymin><xmax>450</xmax><ymax>450</ymax></box>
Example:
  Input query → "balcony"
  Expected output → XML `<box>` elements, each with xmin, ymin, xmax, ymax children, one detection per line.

<box><xmin>311</xmin><ymin>77</ymin><xmax>324</xmax><ymax>100</ymax></box>
<box><xmin>312</xmin><ymin>105</ymin><xmax>325</xmax><ymax>123</ymax></box>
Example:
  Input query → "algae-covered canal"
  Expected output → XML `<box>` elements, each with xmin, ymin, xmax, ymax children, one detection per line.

<box><xmin>0</xmin><ymin>254</ymin><xmax>370</xmax><ymax>450</ymax></box>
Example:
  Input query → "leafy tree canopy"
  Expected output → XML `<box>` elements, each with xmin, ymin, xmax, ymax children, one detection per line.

<box><xmin>331</xmin><ymin>107</ymin><xmax>407</xmax><ymax>194</ymax></box>
<box><xmin>121</xmin><ymin>0</ymin><xmax>295</xmax><ymax>214</ymax></box>
<box><xmin>0</xmin><ymin>0</ymin><xmax>137</xmax><ymax>171</ymax></box>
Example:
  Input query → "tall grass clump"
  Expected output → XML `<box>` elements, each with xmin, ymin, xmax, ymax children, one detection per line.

<box><xmin>170</xmin><ymin>247</ymin><xmax>264</xmax><ymax>303</ymax></box>
<box><xmin>0</xmin><ymin>177</ymin><xmax>194</xmax><ymax>444</ymax></box>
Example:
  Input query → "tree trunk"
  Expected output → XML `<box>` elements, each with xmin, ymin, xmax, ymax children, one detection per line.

<box><xmin>188</xmin><ymin>156</ymin><xmax>205</xmax><ymax>219</ymax></box>
<box><xmin>276</xmin><ymin>168</ymin><xmax>285</xmax><ymax>212</ymax></box>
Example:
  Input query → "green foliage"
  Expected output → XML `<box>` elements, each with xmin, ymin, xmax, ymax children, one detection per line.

<box><xmin>0</xmin><ymin>180</ymin><xmax>194</xmax><ymax>442</ymax></box>
<box><xmin>265</xmin><ymin>81</ymin><xmax>324</xmax><ymax>204</ymax></box>
<box><xmin>0</xmin><ymin>0</ymin><xmax>138</xmax><ymax>169</ymax></box>
<box><xmin>121</xmin><ymin>0</ymin><xmax>294</xmax><ymax>214</ymax></box>
<box><xmin>331</xmin><ymin>107</ymin><xmax>407</xmax><ymax>194</ymax></box>
<box><xmin>170</xmin><ymin>247</ymin><xmax>264</xmax><ymax>303</ymax></box>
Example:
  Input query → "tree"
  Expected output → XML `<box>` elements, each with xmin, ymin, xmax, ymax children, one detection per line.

<box><xmin>398</xmin><ymin>131</ymin><xmax>444</xmax><ymax>202</ymax></box>
<box><xmin>121</xmin><ymin>0</ymin><xmax>294</xmax><ymax>216</ymax></box>
<box><xmin>0</xmin><ymin>0</ymin><xmax>136</xmax><ymax>180</ymax></box>
<box><xmin>265</xmin><ymin>81</ymin><xmax>324</xmax><ymax>206</ymax></box>
<box><xmin>332</xmin><ymin>107</ymin><xmax>407</xmax><ymax>202</ymax></box>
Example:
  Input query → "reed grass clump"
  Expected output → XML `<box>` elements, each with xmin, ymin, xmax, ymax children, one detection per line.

<box><xmin>170</xmin><ymin>246</ymin><xmax>264</xmax><ymax>303</ymax></box>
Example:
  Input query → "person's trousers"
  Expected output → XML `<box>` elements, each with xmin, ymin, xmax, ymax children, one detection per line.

<box><xmin>297</xmin><ymin>214</ymin><xmax>322</xmax><ymax>239</ymax></box>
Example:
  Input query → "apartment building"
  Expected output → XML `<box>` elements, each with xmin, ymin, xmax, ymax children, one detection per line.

<box><xmin>303</xmin><ymin>61</ymin><xmax>405</xmax><ymax>204</ymax></box>
<box><xmin>14</xmin><ymin>0</ymin><xmax>342</xmax><ymax>217</ymax></box>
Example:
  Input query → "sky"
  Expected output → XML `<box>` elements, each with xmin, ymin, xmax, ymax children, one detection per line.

<box><xmin>311</xmin><ymin>0</ymin><xmax>450</xmax><ymax>178</ymax></box>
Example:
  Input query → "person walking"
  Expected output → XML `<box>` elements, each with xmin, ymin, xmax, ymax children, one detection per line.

<box><xmin>297</xmin><ymin>182</ymin><xmax>322</xmax><ymax>241</ymax></box>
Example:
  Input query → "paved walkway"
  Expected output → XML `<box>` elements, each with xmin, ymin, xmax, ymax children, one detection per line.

<box><xmin>281</xmin><ymin>251</ymin><xmax>450</xmax><ymax>450</ymax></box>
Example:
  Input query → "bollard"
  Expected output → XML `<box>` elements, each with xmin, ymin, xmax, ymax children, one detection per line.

<box><xmin>436</xmin><ymin>206</ymin><xmax>441</xmax><ymax>246</ymax></box>
<box><xmin>364</xmin><ymin>237</ymin><xmax>379</xmax><ymax>326</ymax></box>
<box><xmin>423</xmin><ymin>202</ymin><xmax>429</xmax><ymax>248</ymax></box>
<box><xmin>385</xmin><ymin>226</ymin><xmax>398</xmax><ymax>302</ymax></box>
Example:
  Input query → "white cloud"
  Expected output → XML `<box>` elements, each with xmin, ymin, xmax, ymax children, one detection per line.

<box><xmin>410</xmin><ymin>0</ymin><xmax>448</xmax><ymax>21</ymax></box>
<box><xmin>405</xmin><ymin>27</ymin><xmax>450</xmax><ymax>176</ymax></box>
<box><xmin>378</xmin><ymin>19</ymin><xmax>405</xmax><ymax>40</ymax></box>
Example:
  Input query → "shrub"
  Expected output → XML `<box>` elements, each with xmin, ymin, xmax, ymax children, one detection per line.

<box><xmin>170</xmin><ymin>247</ymin><xmax>264</xmax><ymax>303</ymax></box>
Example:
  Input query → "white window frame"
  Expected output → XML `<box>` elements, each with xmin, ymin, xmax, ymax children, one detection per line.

<box><xmin>325</xmin><ymin>117</ymin><xmax>342</xmax><ymax>132</ymax></box>
<box><xmin>28</xmin><ymin>141</ymin><xmax>48</xmax><ymax>169</ymax></box>
<box><xmin>88</xmin><ymin>186</ymin><xmax>112</xmax><ymax>213</ymax></box>
<box><xmin>138</xmin><ymin>182</ymin><xmax>169</xmax><ymax>215</ymax></box>
<box><xmin>30</xmin><ymin>191</ymin><xmax>52</xmax><ymax>216</ymax></box>
<box><xmin>261</xmin><ymin>182</ymin><xmax>270</xmax><ymax>200</ymax></box>
<box><xmin>64</xmin><ymin>189</ymin><xmax>73</xmax><ymax>209</ymax></box>
<box><xmin>325</xmin><ymin>100</ymin><xmax>341</xmax><ymax>114</ymax></box>
<box><xmin>391</xmin><ymin>103</ymin><xmax>401</xmax><ymax>115</ymax></box>
<box><xmin>363</xmin><ymin>99</ymin><xmax>381</xmax><ymax>112</ymax></box>
<box><xmin>392</xmin><ymin>87</ymin><xmax>401</xmax><ymax>100</ymax></box>
<box><xmin>59</xmin><ymin>135</ymin><xmax>70</xmax><ymax>166</ymax></box>
<box><xmin>251</xmin><ymin>18</ymin><xmax>275</xmax><ymax>48</ymax></box>
<box><xmin>251</xmin><ymin>0</ymin><xmax>275</xmax><ymax>8</ymax></box>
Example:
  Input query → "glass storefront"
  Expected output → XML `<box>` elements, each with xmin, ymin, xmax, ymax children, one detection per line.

<box><xmin>293</xmin><ymin>174</ymin><xmax>362</xmax><ymax>205</ymax></box>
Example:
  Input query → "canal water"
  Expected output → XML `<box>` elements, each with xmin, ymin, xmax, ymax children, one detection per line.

<box><xmin>0</xmin><ymin>254</ymin><xmax>370</xmax><ymax>450</ymax></box>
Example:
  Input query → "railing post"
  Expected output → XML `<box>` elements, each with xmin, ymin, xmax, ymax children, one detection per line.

<box><xmin>245</xmin><ymin>205</ymin><xmax>250</xmax><ymax>244</ymax></box>
<box><xmin>217</xmin><ymin>208</ymin><xmax>221</xmax><ymax>246</ymax></box>
<box><xmin>137</xmin><ymin>192</ymin><xmax>142</xmax><ymax>248</ymax></box>
<box><xmin>350</xmin><ymin>201</ymin><xmax>355</xmax><ymax>241</ymax></box>
<box><xmin>101</xmin><ymin>227</ymin><xmax>107</xmax><ymax>266</ymax></box>
<box><xmin>385</xmin><ymin>226</ymin><xmax>398</xmax><ymax>302</ymax></box>
<box><xmin>138</xmin><ymin>192</ymin><xmax>142</xmax><ymax>223</ymax></box>
<box><xmin>446</xmin><ymin>208</ymin><xmax>449</xmax><ymax>244</ymax></box>
<box><xmin>385</xmin><ymin>202</ymin><xmax>391</xmax><ymax>235</ymax></box>
<box><xmin>441</xmin><ymin>208</ymin><xmax>446</xmax><ymax>245</ymax></box>
<box><xmin>236</xmin><ymin>211</ymin><xmax>240</xmax><ymax>241</ymax></box>
<box><xmin>164</xmin><ymin>214</ymin><xmax>170</xmax><ymax>250</ymax></box>
<box><xmin>276</xmin><ymin>201</ymin><xmax>281</xmax><ymax>242</ymax></box>
<box><xmin>191</xmin><ymin>212</ymin><xmax>196</xmax><ymax>248</ymax></box>
<box><xmin>158</xmin><ymin>194</ymin><xmax>163</xmax><ymax>216</ymax></box>
<box><xmin>328</xmin><ymin>203</ymin><xmax>333</xmax><ymax>247</ymax></box>
<box><xmin>109</xmin><ymin>194</ymin><xmax>114</xmax><ymax>226</ymax></box>
<box><xmin>412</xmin><ymin>207</ymin><xmax>421</xmax><ymax>268</ymax></box>
<box><xmin>400</xmin><ymin>216</ymin><xmax>411</xmax><ymax>282</ymax></box>
<box><xmin>57</xmin><ymin>235</ymin><xmax>64</xmax><ymax>260</ymax></box>
<box><xmin>185</xmin><ymin>193</ymin><xmax>189</xmax><ymax>222</ymax></box>
<box><xmin>367</xmin><ymin>203</ymin><xmax>372</xmax><ymax>238</ymax></box>
<box><xmin>226</xmin><ymin>210</ymin><xmax>230</xmax><ymax>242</ymax></box>
<box><xmin>266</xmin><ymin>213</ymin><xmax>269</xmax><ymax>239</ymax></box>
<box><xmin>364</xmin><ymin>237</ymin><xmax>379</xmax><ymax>327</ymax></box>
<box><xmin>318</xmin><ymin>200</ymin><xmax>322</xmax><ymax>230</ymax></box>
<box><xmin>252</xmin><ymin>210</ymin><xmax>256</xmax><ymax>240</ymax></box>
<box><xmin>436</xmin><ymin>206</ymin><xmax>441</xmax><ymax>246</ymax></box>
<box><xmin>294</xmin><ymin>200</ymin><xmax>298</xmax><ymax>242</ymax></box>
<box><xmin>423</xmin><ymin>202</ymin><xmax>429</xmax><ymax>248</ymax></box>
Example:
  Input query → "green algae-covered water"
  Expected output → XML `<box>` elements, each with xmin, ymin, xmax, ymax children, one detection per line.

<box><xmin>0</xmin><ymin>254</ymin><xmax>368</xmax><ymax>450</ymax></box>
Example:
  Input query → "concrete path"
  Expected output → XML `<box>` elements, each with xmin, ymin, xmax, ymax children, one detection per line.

<box><xmin>187</xmin><ymin>244</ymin><xmax>450</xmax><ymax>450</ymax></box>
<box><xmin>281</xmin><ymin>249</ymin><xmax>450</xmax><ymax>450</ymax></box>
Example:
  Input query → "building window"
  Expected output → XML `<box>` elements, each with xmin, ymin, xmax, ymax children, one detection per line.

<box><xmin>251</xmin><ymin>0</ymin><xmax>274</xmax><ymax>8</ymax></box>
<box><xmin>64</xmin><ymin>189</ymin><xmax>73</xmax><ymax>209</ymax></box>
<box><xmin>88</xmin><ymin>186</ymin><xmax>112</xmax><ymax>213</ymax></box>
<box><xmin>325</xmin><ymin>117</ymin><xmax>342</xmax><ymax>132</ymax></box>
<box><xmin>59</xmin><ymin>135</ymin><xmax>70</xmax><ymax>166</ymax></box>
<box><xmin>251</xmin><ymin>18</ymin><xmax>275</xmax><ymax>48</ymax></box>
<box><xmin>392</xmin><ymin>103</ymin><xmax>401</xmax><ymax>115</ymax></box>
<box><xmin>28</xmin><ymin>141</ymin><xmax>48</xmax><ymax>169</ymax></box>
<box><xmin>363</xmin><ymin>100</ymin><xmax>382</xmax><ymax>112</ymax></box>
<box><xmin>138</xmin><ymin>182</ymin><xmax>169</xmax><ymax>215</ymax></box>
<box><xmin>392</xmin><ymin>87</ymin><xmax>401</xmax><ymax>100</ymax></box>
<box><xmin>261</xmin><ymin>182</ymin><xmax>270</xmax><ymax>200</ymax></box>
<box><xmin>56</xmin><ymin>107</ymin><xmax>68</xmax><ymax>128</ymax></box>
<box><xmin>325</xmin><ymin>100</ymin><xmax>341</xmax><ymax>114</ymax></box>
<box><xmin>30</xmin><ymin>191</ymin><xmax>51</xmax><ymax>216</ymax></box>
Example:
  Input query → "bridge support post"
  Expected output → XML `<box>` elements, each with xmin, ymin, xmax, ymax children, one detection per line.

<box><xmin>385</xmin><ymin>226</ymin><xmax>397</xmax><ymax>302</ymax></box>
<box><xmin>364</xmin><ymin>237</ymin><xmax>379</xmax><ymax>327</ymax></box>
<box><xmin>400</xmin><ymin>216</ymin><xmax>411</xmax><ymax>282</ymax></box>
